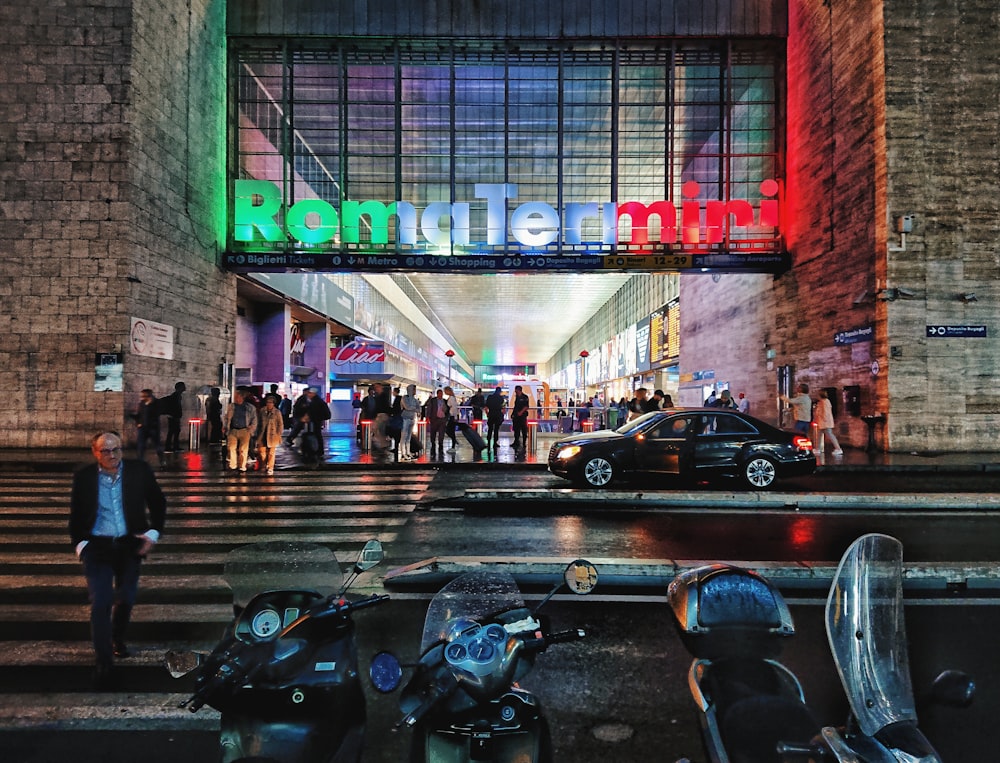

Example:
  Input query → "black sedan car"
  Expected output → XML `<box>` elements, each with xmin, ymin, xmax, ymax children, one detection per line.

<box><xmin>547</xmin><ymin>409</ymin><xmax>816</xmax><ymax>489</ymax></box>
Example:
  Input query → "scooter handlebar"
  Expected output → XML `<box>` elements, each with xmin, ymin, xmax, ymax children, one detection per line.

<box><xmin>343</xmin><ymin>593</ymin><xmax>390</xmax><ymax>612</ymax></box>
<box><xmin>775</xmin><ymin>741</ymin><xmax>830</xmax><ymax>760</ymax></box>
<box><xmin>546</xmin><ymin>628</ymin><xmax>586</xmax><ymax>645</ymax></box>
<box><xmin>399</xmin><ymin>672</ymin><xmax>460</xmax><ymax>728</ymax></box>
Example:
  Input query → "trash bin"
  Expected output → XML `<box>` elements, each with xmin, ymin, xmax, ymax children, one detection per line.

<box><xmin>188</xmin><ymin>418</ymin><xmax>202</xmax><ymax>450</ymax></box>
<box><xmin>607</xmin><ymin>409</ymin><xmax>619</xmax><ymax>429</ymax></box>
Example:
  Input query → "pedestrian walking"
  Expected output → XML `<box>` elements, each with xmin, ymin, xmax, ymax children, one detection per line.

<box><xmin>205</xmin><ymin>387</ymin><xmax>223</xmax><ymax>445</ymax></box>
<box><xmin>511</xmin><ymin>385</ymin><xmax>530</xmax><ymax>449</ymax></box>
<box><xmin>69</xmin><ymin>431</ymin><xmax>166</xmax><ymax>689</ymax></box>
<box><xmin>256</xmin><ymin>395</ymin><xmax>284</xmax><ymax>474</ymax></box>
<box><xmin>133</xmin><ymin>389</ymin><xmax>165</xmax><ymax>468</ymax></box>
<box><xmin>485</xmin><ymin>386</ymin><xmax>505</xmax><ymax>449</ymax></box>
<box><xmin>815</xmin><ymin>389</ymin><xmax>844</xmax><ymax>456</ymax></box>
<box><xmin>780</xmin><ymin>383</ymin><xmax>814</xmax><ymax>434</ymax></box>
<box><xmin>399</xmin><ymin>383</ymin><xmax>421</xmax><ymax>460</ymax></box>
<box><xmin>224</xmin><ymin>388</ymin><xmax>258</xmax><ymax>472</ymax></box>
<box><xmin>161</xmin><ymin>381</ymin><xmax>186</xmax><ymax>452</ymax></box>
<box><xmin>425</xmin><ymin>388</ymin><xmax>449</xmax><ymax>457</ymax></box>
<box><xmin>444</xmin><ymin>386</ymin><xmax>460</xmax><ymax>452</ymax></box>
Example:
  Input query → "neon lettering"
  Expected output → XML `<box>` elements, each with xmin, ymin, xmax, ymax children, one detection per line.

<box><xmin>233</xmin><ymin>179</ymin><xmax>780</xmax><ymax>250</ymax></box>
<box><xmin>331</xmin><ymin>340</ymin><xmax>386</xmax><ymax>365</ymax></box>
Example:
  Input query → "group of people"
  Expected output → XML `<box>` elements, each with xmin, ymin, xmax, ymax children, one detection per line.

<box><xmin>780</xmin><ymin>383</ymin><xmax>843</xmax><ymax>456</ymax></box>
<box><xmin>353</xmin><ymin>383</ymin><xmax>529</xmax><ymax>459</ymax></box>
<box><xmin>212</xmin><ymin>384</ymin><xmax>329</xmax><ymax>474</ymax></box>
<box><xmin>132</xmin><ymin>382</ymin><xmax>188</xmax><ymax>467</ymax></box>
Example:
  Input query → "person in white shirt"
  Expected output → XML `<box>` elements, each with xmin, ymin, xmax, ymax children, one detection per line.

<box><xmin>443</xmin><ymin>386</ymin><xmax>460</xmax><ymax>452</ymax></box>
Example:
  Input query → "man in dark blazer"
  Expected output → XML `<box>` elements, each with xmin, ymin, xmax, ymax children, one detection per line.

<box><xmin>70</xmin><ymin>431</ymin><xmax>166</xmax><ymax>688</ymax></box>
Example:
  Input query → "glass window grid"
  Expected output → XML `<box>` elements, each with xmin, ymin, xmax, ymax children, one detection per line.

<box><xmin>232</xmin><ymin>39</ymin><xmax>780</xmax><ymax>253</ymax></box>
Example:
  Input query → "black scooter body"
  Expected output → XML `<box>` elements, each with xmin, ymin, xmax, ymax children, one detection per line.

<box><xmin>405</xmin><ymin>682</ymin><xmax>548</xmax><ymax>763</ymax></box>
<box><xmin>194</xmin><ymin>589</ymin><xmax>368</xmax><ymax>763</ymax></box>
<box><xmin>668</xmin><ymin>563</ymin><xmax>819</xmax><ymax>763</ymax></box>
<box><xmin>177</xmin><ymin>539</ymin><xmax>388</xmax><ymax>763</ymax></box>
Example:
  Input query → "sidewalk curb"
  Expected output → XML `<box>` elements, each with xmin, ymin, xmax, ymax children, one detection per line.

<box><xmin>449</xmin><ymin>489</ymin><xmax>1000</xmax><ymax>512</ymax></box>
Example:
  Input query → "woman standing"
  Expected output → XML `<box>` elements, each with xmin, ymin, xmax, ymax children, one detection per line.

<box><xmin>257</xmin><ymin>395</ymin><xmax>285</xmax><ymax>475</ymax></box>
<box><xmin>814</xmin><ymin>389</ymin><xmax>844</xmax><ymax>456</ymax></box>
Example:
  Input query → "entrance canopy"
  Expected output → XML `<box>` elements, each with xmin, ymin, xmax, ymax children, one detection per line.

<box><xmin>228</xmin><ymin>37</ymin><xmax>786</xmax><ymax>275</ymax></box>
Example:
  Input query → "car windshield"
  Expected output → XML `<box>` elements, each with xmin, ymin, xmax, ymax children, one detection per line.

<box><xmin>615</xmin><ymin>411</ymin><xmax>661</xmax><ymax>435</ymax></box>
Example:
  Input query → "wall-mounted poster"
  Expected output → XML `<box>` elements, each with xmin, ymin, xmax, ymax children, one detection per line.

<box><xmin>94</xmin><ymin>353</ymin><xmax>123</xmax><ymax>392</ymax></box>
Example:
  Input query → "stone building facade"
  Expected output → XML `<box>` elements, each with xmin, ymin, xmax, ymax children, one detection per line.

<box><xmin>679</xmin><ymin>0</ymin><xmax>1000</xmax><ymax>451</ymax></box>
<box><xmin>1</xmin><ymin>0</ymin><xmax>229</xmax><ymax>447</ymax></box>
<box><xmin>3</xmin><ymin>0</ymin><xmax>998</xmax><ymax>452</ymax></box>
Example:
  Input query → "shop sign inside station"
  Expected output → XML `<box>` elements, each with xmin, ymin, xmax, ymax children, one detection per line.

<box><xmin>227</xmin><ymin>179</ymin><xmax>789</xmax><ymax>275</ymax></box>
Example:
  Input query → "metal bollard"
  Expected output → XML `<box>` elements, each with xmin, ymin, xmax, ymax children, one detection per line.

<box><xmin>809</xmin><ymin>422</ymin><xmax>822</xmax><ymax>452</ymax></box>
<box><xmin>360</xmin><ymin>420</ymin><xmax>373</xmax><ymax>451</ymax></box>
<box><xmin>526</xmin><ymin>421</ymin><xmax>538</xmax><ymax>453</ymax></box>
<box><xmin>188</xmin><ymin>418</ymin><xmax>202</xmax><ymax>450</ymax></box>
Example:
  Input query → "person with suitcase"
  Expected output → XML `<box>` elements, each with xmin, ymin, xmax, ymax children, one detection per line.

<box><xmin>399</xmin><ymin>384</ymin><xmax>422</xmax><ymax>460</ymax></box>
<box><xmin>485</xmin><ymin>386</ymin><xmax>505</xmax><ymax>450</ymax></box>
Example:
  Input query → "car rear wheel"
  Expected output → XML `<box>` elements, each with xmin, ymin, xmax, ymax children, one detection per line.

<box><xmin>580</xmin><ymin>456</ymin><xmax>616</xmax><ymax>487</ymax></box>
<box><xmin>743</xmin><ymin>455</ymin><xmax>777</xmax><ymax>489</ymax></box>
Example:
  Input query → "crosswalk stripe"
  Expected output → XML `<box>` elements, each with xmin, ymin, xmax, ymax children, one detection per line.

<box><xmin>0</xmin><ymin>467</ymin><xmax>431</xmax><ymax>731</ymax></box>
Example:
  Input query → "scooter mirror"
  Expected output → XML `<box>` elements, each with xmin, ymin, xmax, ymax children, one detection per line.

<box><xmin>564</xmin><ymin>559</ymin><xmax>598</xmax><ymax>595</ymax></box>
<box><xmin>369</xmin><ymin>650</ymin><xmax>403</xmax><ymax>693</ymax></box>
<box><xmin>928</xmin><ymin>670</ymin><xmax>975</xmax><ymax>709</ymax></box>
<box><xmin>355</xmin><ymin>539</ymin><xmax>384</xmax><ymax>573</ymax></box>
<box><xmin>164</xmin><ymin>649</ymin><xmax>203</xmax><ymax>679</ymax></box>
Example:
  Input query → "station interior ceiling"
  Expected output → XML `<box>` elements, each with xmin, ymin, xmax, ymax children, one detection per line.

<box><xmin>241</xmin><ymin>270</ymin><xmax>635</xmax><ymax>370</ymax></box>
<box><xmin>392</xmin><ymin>272</ymin><xmax>634</xmax><ymax>367</ymax></box>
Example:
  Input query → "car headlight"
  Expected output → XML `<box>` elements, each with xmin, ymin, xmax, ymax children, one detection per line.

<box><xmin>556</xmin><ymin>445</ymin><xmax>581</xmax><ymax>460</ymax></box>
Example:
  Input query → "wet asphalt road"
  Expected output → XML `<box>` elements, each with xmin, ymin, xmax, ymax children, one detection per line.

<box><xmin>1</xmin><ymin>465</ymin><xmax>998</xmax><ymax>762</ymax></box>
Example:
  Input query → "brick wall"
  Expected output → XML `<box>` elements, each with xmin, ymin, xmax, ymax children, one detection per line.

<box><xmin>0</xmin><ymin>0</ymin><xmax>230</xmax><ymax>448</ymax></box>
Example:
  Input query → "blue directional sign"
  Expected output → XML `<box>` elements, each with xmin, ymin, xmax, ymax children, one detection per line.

<box><xmin>834</xmin><ymin>325</ymin><xmax>874</xmax><ymax>345</ymax></box>
<box><xmin>926</xmin><ymin>325</ymin><xmax>987</xmax><ymax>338</ymax></box>
<box><xmin>222</xmin><ymin>250</ymin><xmax>790</xmax><ymax>274</ymax></box>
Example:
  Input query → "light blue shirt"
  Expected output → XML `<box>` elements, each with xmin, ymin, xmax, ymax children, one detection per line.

<box><xmin>75</xmin><ymin>463</ymin><xmax>160</xmax><ymax>557</ymax></box>
<box><xmin>92</xmin><ymin>464</ymin><xmax>127</xmax><ymax>538</ymax></box>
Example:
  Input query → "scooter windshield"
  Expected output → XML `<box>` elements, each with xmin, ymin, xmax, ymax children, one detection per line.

<box><xmin>826</xmin><ymin>533</ymin><xmax>916</xmax><ymax>737</ymax></box>
<box><xmin>420</xmin><ymin>571</ymin><xmax>525</xmax><ymax>654</ymax></box>
<box><xmin>223</xmin><ymin>540</ymin><xmax>345</xmax><ymax>610</ymax></box>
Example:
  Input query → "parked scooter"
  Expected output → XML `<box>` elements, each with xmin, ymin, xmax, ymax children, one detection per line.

<box><xmin>668</xmin><ymin>533</ymin><xmax>973</xmax><ymax>763</ymax></box>
<box><xmin>369</xmin><ymin>559</ymin><xmax>598</xmax><ymax>762</ymax></box>
<box><xmin>817</xmin><ymin>532</ymin><xmax>974</xmax><ymax>762</ymax></box>
<box><xmin>166</xmin><ymin>539</ymin><xmax>388</xmax><ymax>763</ymax></box>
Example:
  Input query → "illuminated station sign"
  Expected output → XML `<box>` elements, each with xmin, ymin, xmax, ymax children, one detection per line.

<box><xmin>226</xmin><ymin>178</ymin><xmax>788</xmax><ymax>274</ymax></box>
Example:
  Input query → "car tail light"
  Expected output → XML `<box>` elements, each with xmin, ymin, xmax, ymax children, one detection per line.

<box><xmin>792</xmin><ymin>436</ymin><xmax>813</xmax><ymax>451</ymax></box>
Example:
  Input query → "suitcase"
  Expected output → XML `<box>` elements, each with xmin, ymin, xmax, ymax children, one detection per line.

<box><xmin>410</xmin><ymin>434</ymin><xmax>423</xmax><ymax>454</ymax></box>
<box><xmin>457</xmin><ymin>422</ymin><xmax>487</xmax><ymax>451</ymax></box>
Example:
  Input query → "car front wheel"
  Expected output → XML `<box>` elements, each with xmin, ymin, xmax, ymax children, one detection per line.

<box><xmin>580</xmin><ymin>456</ymin><xmax>616</xmax><ymax>487</ymax></box>
<box><xmin>743</xmin><ymin>455</ymin><xmax>777</xmax><ymax>489</ymax></box>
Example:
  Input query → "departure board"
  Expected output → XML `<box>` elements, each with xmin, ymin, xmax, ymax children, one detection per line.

<box><xmin>665</xmin><ymin>298</ymin><xmax>680</xmax><ymax>359</ymax></box>
<box><xmin>650</xmin><ymin>298</ymin><xmax>680</xmax><ymax>363</ymax></box>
